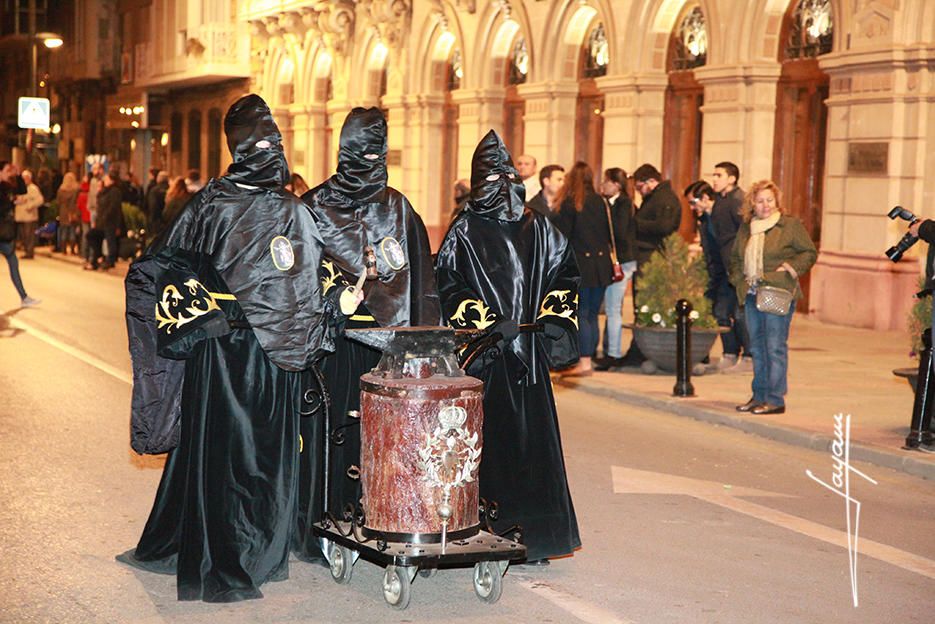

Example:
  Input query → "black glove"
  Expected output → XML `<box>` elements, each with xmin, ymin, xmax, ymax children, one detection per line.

<box><xmin>542</xmin><ymin>321</ymin><xmax>565</xmax><ymax>340</ymax></box>
<box><xmin>491</xmin><ymin>318</ymin><xmax>520</xmax><ymax>343</ymax></box>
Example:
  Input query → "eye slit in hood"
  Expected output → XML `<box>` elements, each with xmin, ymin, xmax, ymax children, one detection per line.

<box><xmin>322</xmin><ymin>107</ymin><xmax>389</xmax><ymax>204</ymax></box>
<box><xmin>464</xmin><ymin>129</ymin><xmax>526</xmax><ymax>222</ymax></box>
<box><xmin>470</xmin><ymin>129</ymin><xmax>518</xmax><ymax>188</ymax></box>
<box><xmin>223</xmin><ymin>94</ymin><xmax>290</xmax><ymax>188</ymax></box>
<box><xmin>224</xmin><ymin>94</ymin><xmax>283</xmax><ymax>161</ymax></box>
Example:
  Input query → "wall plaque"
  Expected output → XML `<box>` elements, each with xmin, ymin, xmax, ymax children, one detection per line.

<box><xmin>387</xmin><ymin>149</ymin><xmax>403</xmax><ymax>167</ymax></box>
<box><xmin>847</xmin><ymin>142</ymin><xmax>888</xmax><ymax>174</ymax></box>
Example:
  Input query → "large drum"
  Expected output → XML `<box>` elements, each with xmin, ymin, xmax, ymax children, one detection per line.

<box><xmin>349</xmin><ymin>327</ymin><xmax>484</xmax><ymax>543</ymax></box>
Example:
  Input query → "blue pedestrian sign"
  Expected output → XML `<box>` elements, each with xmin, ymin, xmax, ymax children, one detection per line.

<box><xmin>18</xmin><ymin>97</ymin><xmax>51</xmax><ymax>130</ymax></box>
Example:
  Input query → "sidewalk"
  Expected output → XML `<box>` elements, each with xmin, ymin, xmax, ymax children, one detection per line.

<box><xmin>556</xmin><ymin>314</ymin><xmax>935</xmax><ymax>480</ymax></box>
<box><xmin>35</xmin><ymin>247</ymin><xmax>130</xmax><ymax>279</ymax></box>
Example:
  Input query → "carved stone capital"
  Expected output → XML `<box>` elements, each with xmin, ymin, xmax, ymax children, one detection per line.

<box><xmin>279</xmin><ymin>11</ymin><xmax>306</xmax><ymax>38</ymax></box>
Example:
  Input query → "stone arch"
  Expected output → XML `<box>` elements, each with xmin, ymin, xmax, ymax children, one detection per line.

<box><xmin>625</xmin><ymin>0</ymin><xmax>719</xmax><ymax>73</ymax></box>
<box><xmin>470</xmin><ymin>1</ymin><xmax>534</xmax><ymax>89</ymax></box>
<box><xmin>349</xmin><ymin>29</ymin><xmax>390</xmax><ymax>104</ymax></box>
<box><xmin>539</xmin><ymin>0</ymin><xmax>618</xmax><ymax>82</ymax></box>
<box><xmin>736</xmin><ymin>0</ymin><xmax>847</xmax><ymax>65</ymax></box>
<box><xmin>412</xmin><ymin>5</ymin><xmax>465</xmax><ymax>95</ymax></box>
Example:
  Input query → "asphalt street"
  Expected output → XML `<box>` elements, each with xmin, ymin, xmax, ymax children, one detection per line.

<box><xmin>0</xmin><ymin>255</ymin><xmax>933</xmax><ymax>623</ymax></box>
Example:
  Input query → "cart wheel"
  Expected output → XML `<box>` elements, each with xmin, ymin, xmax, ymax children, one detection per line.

<box><xmin>418</xmin><ymin>567</ymin><xmax>438</xmax><ymax>579</ymax></box>
<box><xmin>473</xmin><ymin>561</ymin><xmax>503</xmax><ymax>604</ymax></box>
<box><xmin>382</xmin><ymin>565</ymin><xmax>412</xmax><ymax>610</ymax></box>
<box><xmin>328</xmin><ymin>544</ymin><xmax>354</xmax><ymax>585</ymax></box>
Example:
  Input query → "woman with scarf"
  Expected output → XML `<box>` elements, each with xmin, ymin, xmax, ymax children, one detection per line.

<box><xmin>729</xmin><ymin>180</ymin><xmax>817</xmax><ymax>415</ymax></box>
<box><xmin>55</xmin><ymin>172</ymin><xmax>81</xmax><ymax>255</ymax></box>
<box><xmin>296</xmin><ymin>107</ymin><xmax>439</xmax><ymax>563</ymax></box>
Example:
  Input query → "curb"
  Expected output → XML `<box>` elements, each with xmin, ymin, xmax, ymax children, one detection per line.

<box><xmin>556</xmin><ymin>378</ymin><xmax>935</xmax><ymax>481</ymax></box>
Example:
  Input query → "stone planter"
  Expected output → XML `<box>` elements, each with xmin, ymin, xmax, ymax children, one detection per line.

<box><xmin>625</xmin><ymin>324</ymin><xmax>726</xmax><ymax>373</ymax></box>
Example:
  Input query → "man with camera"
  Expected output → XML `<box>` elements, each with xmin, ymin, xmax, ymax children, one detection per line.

<box><xmin>907</xmin><ymin>217</ymin><xmax>935</xmax><ymax>453</ymax></box>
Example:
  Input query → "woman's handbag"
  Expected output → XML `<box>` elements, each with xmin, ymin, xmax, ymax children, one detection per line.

<box><xmin>603</xmin><ymin>197</ymin><xmax>625</xmax><ymax>283</ymax></box>
<box><xmin>756</xmin><ymin>279</ymin><xmax>797</xmax><ymax>316</ymax></box>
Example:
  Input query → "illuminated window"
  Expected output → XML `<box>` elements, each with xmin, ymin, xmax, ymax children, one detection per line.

<box><xmin>508</xmin><ymin>37</ymin><xmax>528</xmax><ymax>85</ymax></box>
<box><xmin>448</xmin><ymin>48</ymin><xmax>462</xmax><ymax>91</ymax></box>
<box><xmin>672</xmin><ymin>7</ymin><xmax>707</xmax><ymax>71</ymax></box>
<box><xmin>583</xmin><ymin>23</ymin><xmax>609</xmax><ymax>78</ymax></box>
<box><xmin>785</xmin><ymin>0</ymin><xmax>833</xmax><ymax>59</ymax></box>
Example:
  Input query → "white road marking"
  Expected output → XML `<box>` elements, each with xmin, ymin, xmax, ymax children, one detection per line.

<box><xmin>515</xmin><ymin>577</ymin><xmax>637</xmax><ymax>624</ymax></box>
<box><xmin>612</xmin><ymin>466</ymin><xmax>935</xmax><ymax>580</ymax></box>
<box><xmin>10</xmin><ymin>317</ymin><xmax>132</xmax><ymax>385</ymax></box>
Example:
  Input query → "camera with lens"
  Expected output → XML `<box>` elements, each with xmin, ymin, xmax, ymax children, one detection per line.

<box><xmin>886</xmin><ymin>205</ymin><xmax>920</xmax><ymax>263</ymax></box>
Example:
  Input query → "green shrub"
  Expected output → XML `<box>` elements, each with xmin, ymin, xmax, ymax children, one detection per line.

<box><xmin>908</xmin><ymin>276</ymin><xmax>931</xmax><ymax>359</ymax></box>
<box><xmin>635</xmin><ymin>233</ymin><xmax>717</xmax><ymax>329</ymax></box>
<box><xmin>122</xmin><ymin>202</ymin><xmax>147</xmax><ymax>232</ymax></box>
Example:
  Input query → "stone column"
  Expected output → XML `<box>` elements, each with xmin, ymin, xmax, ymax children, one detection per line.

<box><xmin>693</xmin><ymin>63</ymin><xmax>782</xmax><ymax>184</ymax></box>
<box><xmin>515</xmin><ymin>81</ymin><xmax>579</xmax><ymax>168</ymax></box>
<box><xmin>808</xmin><ymin>49</ymin><xmax>933</xmax><ymax>330</ymax></box>
<box><xmin>596</xmin><ymin>73</ymin><xmax>667</xmax><ymax>171</ymax></box>
<box><xmin>288</xmin><ymin>103</ymin><xmax>311</xmax><ymax>178</ymax></box>
<box><xmin>402</xmin><ymin>92</ymin><xmax>447</xmax><ymax>246</ymax></box>
<box><xmin>380</xmin><ymin>94</ymin><xmax>408</xmax><ymax>198</ymax></box>
<box><xmin>450</xmin><ymin>88</ymin><xmax>505</xmax><ymax>179</ymax></box>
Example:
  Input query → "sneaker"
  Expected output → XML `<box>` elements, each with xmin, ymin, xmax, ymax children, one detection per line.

<box><xmin>717</xmin><ymin>353</ymin><xmax>739</xmax><ymax>371</ymax></box>
<box><xmin>725</xmin><ymin>356</ymin><xmax>754</xmax><ymax>375</ymax></box>
<box><xmin>20</xmin><ymin>296</ymin><xmax>41</xmax><ymax>308</ymax></box>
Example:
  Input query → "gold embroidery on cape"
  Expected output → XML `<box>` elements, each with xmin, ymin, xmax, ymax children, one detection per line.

<box><xmin>451</xmin><ymin>298</ymin><xmax>497</xmax><ymax>330</ymax></box>
<box><xmin>321</xmin><ymin>259</ymin><xmax>342</xmax><ymax>295</ymax></box>
<box><xmin>155</xmin><ymin>279</ymin><xmax>229</xmax><ymax>334</ymax></box>
<box><xmin>537</xmin><ymin>290</ymin><xmax>578</xmax><ymax>328</ymax></box>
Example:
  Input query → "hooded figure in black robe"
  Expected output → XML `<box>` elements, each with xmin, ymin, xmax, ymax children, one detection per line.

<box><xmin>118</xmin><ymin>94</ymin><xmax>355</xmax><ymax>602</ymax></box>
<box><xmin>435</xmin><ymin>130</ymin><xmax>582</xmax><ymax>562</ymax></box>
<box><xmin>295</xmin><ymin>107</ymin><xmax>440</xmax><ymax>561</ymax></box>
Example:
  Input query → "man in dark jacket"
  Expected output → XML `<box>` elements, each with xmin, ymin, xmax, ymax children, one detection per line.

<box><xmin>145</xmin><ymin>171</ymin><xmax>169</xmax><ymax>239</ymax></box>
<box><xmin>526</xmin><ymin>164</ymin><xmax>565</xmax><ymax>218</ymax></box>
<box><xmin>710</xmin><ymin>161</ymin><xmax>750</xmax><ymax>371</ymax></box>
<box><xmin>621</xmin><ymin>163</ymin><xmax>681</xmax><ymax>365</ymax></box>
<box><xmin>86</xmin><ymin>173</ymin><xmax>124</xmax><ymax>270</ymax></box>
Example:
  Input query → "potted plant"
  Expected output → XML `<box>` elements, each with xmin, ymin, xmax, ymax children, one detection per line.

<box><xmin>893</xmin><ymin>277</ymin><xmax>931</xmax><ymax>392</ymax></box>
<box><xmin>624</xmin><ymin>233</ymin><xmax>724</xmax><ymax>374</ymax></box>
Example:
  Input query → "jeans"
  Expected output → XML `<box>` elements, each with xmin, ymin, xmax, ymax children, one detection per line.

<box><xmin>17</xmin><ymin>221</ymin><xmax>36</xmax><ymax>257</ymax></box>
<box><xmin>744</xmin><ymin>293</ymin><xmax>794</xmax><ymax>406</ymax></box>
<box><xmin>713</xmin><ymin>278</ymin><xmax>749</xmax><ymax>357</ymax></box>
<box><xmin>603</xmin><ymin>260</ymin><xmax>638</xmax><ymax>358</ymax></box>
<box><xmin>579</xmin><ymin>286</ymin><xmax>606</xmax><ymax>357</ymax></box>
<box><xmin>0</xmin><ymin>240</ymin><xmax>28</xmax><ymax>299</ymax></box>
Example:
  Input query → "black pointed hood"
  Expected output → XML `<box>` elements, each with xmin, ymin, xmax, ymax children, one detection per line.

<box><xmin>324</xmin><ymin>107</ymin><xmax>388</xmax><ymax>204</ymax></box>
<box><xmin>223</xmin><ymin>94</ymin><xmax>290</xmax><ymax>188</ymax></box>
<box><xmin>467</xmin><ymin>130</ymin><xmax>526</xmax><ymax>222</ymax></box>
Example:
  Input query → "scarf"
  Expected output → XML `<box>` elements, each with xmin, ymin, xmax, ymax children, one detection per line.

<box><xmin>743</xmin><ymin>211</ymin><xmax>781</xmax><ymax>285</ymax></box>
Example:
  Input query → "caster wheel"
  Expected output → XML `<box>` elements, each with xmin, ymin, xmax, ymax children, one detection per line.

<box><xmin>382</xmin><ymin>565</ymin><xmax>412</xmax><ymax>610</ymax></box>
<box><xmin>640</xmin><ymin>360</ymin><xmax>658</xmax><ymax>375</ymax></box>
<box><xmin>418</xmin><ymin>568</ymin><xmax>438</xmax><ymax>578</ymax></box>
<box><xmin>328</xmin><ymin>544</ymin><xmax>354</xmax><ymax>585</ymax></box>
<box><xmin>473</xmin><ymin>561</ymin><xmax>503</xmax><ymax>604</ymax></box>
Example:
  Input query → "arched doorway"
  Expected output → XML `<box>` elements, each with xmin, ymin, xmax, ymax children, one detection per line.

<box><xmin>441</xmin><ymin>46</ymin><xmax>462</xmax><ymax>218</ymax></box>
<box><xmin>187</xmin><ymin>109</ymin><xmax>202</xmax><ymax>171</ymax></box>
<box><xmin>576</xmin><ymin>21</ymin><xmax>608</xmax><ymax>177</ymax></box>
<box><xmin>772</xmin><ymin>0</ymin><xmax>833</xmax><ymax>309</ymax></box>
<box><xmin>502</xmin><ymin>34</ymin><xmax>527</xmax><ymax>157</ymax></box>
<box><xmin>661</xmin><ymin>4</ymin><xmax>707</xmax><ymax>242</ymax></box>
<box><xmin>207</xmin><ymin>108</ymin><xmax>222</xmax><ymax>178</ymax></box>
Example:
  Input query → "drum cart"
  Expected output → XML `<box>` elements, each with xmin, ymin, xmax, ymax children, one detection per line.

<box><xmin>311</xmin><ymin>325</ymin><xmax>540</xmax><ymax>609</ymax></box>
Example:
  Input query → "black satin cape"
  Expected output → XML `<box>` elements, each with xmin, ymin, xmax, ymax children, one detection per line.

<box><xmin>294</xmin><ymin>107</ymin><xmax>440</xmax><ymax>562</ymax></box>
<box><xmin>120</xmin><ymin>94</ymin><xmax>334</xmax><ymax>601</ymax></box>
<box><xmin>434</xmin><ymin>131</ymin><xmax>582</xmax><ymax>560</ymax></box>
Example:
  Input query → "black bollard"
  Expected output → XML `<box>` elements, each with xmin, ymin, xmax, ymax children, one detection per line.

<box><xmin>673</xmin><ymin>299</ymin><xmax>694</xmax><ymax>397</ymax></box>
<box><xmin>904</xmin><ymin>328</ymin><xmax>935</xmax><ymax>449</ymax></box>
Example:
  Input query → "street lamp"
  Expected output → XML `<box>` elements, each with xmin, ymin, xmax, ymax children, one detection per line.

<box><xmin>38</xmin><ymin>33</ymin><xmax>64</xmax><ymax>49</ymax></box>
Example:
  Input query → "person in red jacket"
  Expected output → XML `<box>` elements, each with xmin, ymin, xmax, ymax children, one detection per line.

<box><xmin>77</xmin><ymin>178</ymin><xmax>91</xmax><ymax>263</ymax></box>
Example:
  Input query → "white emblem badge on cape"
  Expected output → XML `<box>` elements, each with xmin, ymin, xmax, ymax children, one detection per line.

<box><xmin>380</xmin><ymin>236</ymin><xmax>406</xmax><ymax>270</ymax></box>
<box><xmin>270</xmin><ymin>236</ymin><xmax>295</xmax><ymax>271</ymax></box>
